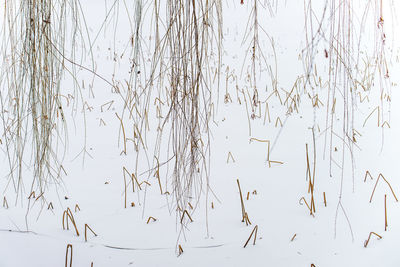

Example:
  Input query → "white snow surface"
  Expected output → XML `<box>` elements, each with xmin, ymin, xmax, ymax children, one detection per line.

<box><xmin>1</xmin><ymin>1</ymin><xmax>400</xmax><ymax>266</ymax></box>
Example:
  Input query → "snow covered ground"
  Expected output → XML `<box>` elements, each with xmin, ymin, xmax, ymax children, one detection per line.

<box><xmin>1</xmin><ymin>1</ymin><xmax>400</xmax><ymax>266</ymax></box>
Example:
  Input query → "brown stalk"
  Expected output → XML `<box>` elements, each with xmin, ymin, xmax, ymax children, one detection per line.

<box><xmin>364</xmin><ymin>232</ymin><xmax>382</xmax><ymax>248</ymax></box>
<box><xmin>227</xmin><ymin>151</ymin><xmax>235</xmax><ymax>163</ymax></box>
<box><xmin>243</xmin><ymin>212</ymin><xmax>252</xmax><ymax>226</ymax></box>
<box><xmin>180</xmin><ymin>210</ymin><xmax>193</xmax><ymax>224</ymax></box>
<box><xmin>384</xmin><ymin>195</ymin><xmax>387</xmax><ymax>231</ymax></box>
<box><xmin>178</xmin><ymin>245</ymin><xmax>184</xmax><ymax>256</ymax></box>
<box><xmin>115</xmin><ymin>113</ymin><xmax>127</xmax><ymax>154</ymax></box>
<box><xmin>65</xmin><ymin>244</ymin><xmax>72</xmax><ymax>267</ymax></box>
<box><xmin>28</xmin><ymin>191</ymin><xmax>36</xmax><ymax>199</ymax></box>
<box><xmin>369</xmin><ymin>173</ymin><xmax>398</xmax><ymax>203</ymax></box>
<box><xmin>62</xmin><ymin>208</ymin><xmax>80</xmax><ymax>236</ymax></box>
<box><xmin>364</xmin><ymin>171</ymin><xmax>373</xmax><ymax>182</ymax></box>
<box><xmin>84</xmin><ymin>224</ymin><xmax>98</xmax><ymax>242</ymax></box>
<box><xmin>3</xmin><ymin>197</ymin><xmax>8</xmax><ymax>209</ymax></box>
<box><xmin>290</xmin><ymin>233</ymin><xmax>297</xmax><ymax>242</ymax></box>
<box><xmin>299</xmin><ymin>197</ymin><xmax>314</xmax><ymax>217</ymax></box>
<box><xmin>243</xmin><ymin>225</ymin><xmax>258</xmax><ymax>248</ymax></box>
<box><xmin>154</xmin><ymin>157</ymin><xmax>163</xmax><ymax>194</ymax></box>
<box><xmin>146</xmin><ymin>216</ymin><xmax>157</xmax><ymax>224</ymax></box>
<box><xmin>237</xmin><ymin>179</ymin><xmax>247</xmax><ymax>222</ymax></box>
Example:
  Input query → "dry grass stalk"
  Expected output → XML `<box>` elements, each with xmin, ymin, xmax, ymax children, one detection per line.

<box><xmin>65</xmin><ymin>244</ymin><xmax>73</xmax><ymax>267</ymax></box>
<box><xmin>237</xmin><ymin>179</ymin><xmax>252</xmax><ymax>224</ymax></box>
<box><xmin>364</xmin><ymin>232</ymin><xmax>382</xmax><ymax>248</ymax></box>
<box><xmin>180</xmin><ymin>210</ymin><xmax>194</xmax><ymax>224</ymax></box>
<box><xmin>249</xmin><ymin>138</ymin><xmax>283</xmax><ymax>167</ymax></box>
<box><xmin>384</xmin><ymin>194</ymin><xmax>387</xmax><ymax>231</ymax></box>
<box><xmin>364</xmin><ymin>171</ymin><xmax>373</xmax><ymax>182</ymax></box>
<box><xmin>178</xmin><ymin>244</ymin><xmax>184</xmax><ymax>256</ymax></box>
<box><xmin>3</xmin><ymin>197</ymin><xmax>9</xmax><ymax>209</ymax></box>
<box><xmin>243</xmin><ymin>225</ymin><xmax>258</xmax><ymax>248</ymax></box>
<box><xmin>62</xmin><ymin>208</ymin><xmax>80</xmax><ymax>236</ymax></box>
<box><xmin>299</xmin><ymin>197</ymin><xmax>314</xmax><ymax>217</ymax></box>
<box><xmin>146</xmin><ymin>217</ymin><xmax>157</xmax><ymax>224</ymax></box>
<box><xmin>290</xmin><ymin>233</ymin><xmax>297</xmax><ymax>242</ymax></box>
<box><xmin>84</xmin><ymin>224</ymin><xmax>98</xmax><ymax>242</ymax></box>
<box><xmin>227</xmin><ymin>152</ymin><xmax>236</xmax><ymax>163</ymax></box>
<box><xmin>369</xmin><ymin>173</ymin><xmax>398</xmax><ymax>203</ymax></box>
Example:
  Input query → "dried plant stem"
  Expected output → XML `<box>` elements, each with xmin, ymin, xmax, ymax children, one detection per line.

<box><xmin>364</xmin><ymin>232</ymin><xmax>382</xmax><ymax>248</ymax></box>
<box><xmin>243</xmin><ymin>225</ymin><xmax>258</xmax><ymax>248</ymax></box>
<box><xmin>62</xmin><ymin>208</ymin><xmax>80</xmax><ymax>236</ymax></box>
<box><xmin>364</xmin><ymin>171</ymin><xmax>373</xmax><ymax>182</ymax></box>
<box><xmin>178</xmin><ymin>244</ymin><xmax>184</xmax><ymax>256</ymax></box>
<box><xmin>384</xmin><ymin>194</ymin><xmax>387</xmax><ymax>231</ymax></box>
<box><xmin>369</xmin><ymin>173</ymin><xmax>398</xmax><ymax>203</ymax></box>
<box><xmin>65</xmin><ymin>244</ymin><xmax>73</xmax><ymax>267</ymax></box>
<box><xmin>180</xmin><ymin>210</ymin><xmax>194</xmax><ymax>224</ymax></box>
<box><xmin>3</xmin><ymin>197</ymin><xmax>9</xmax><ymax>209</ymax></box>
<box><xmin>84</xmin><ymin>224</ymin><xmax>98</xmax><ymax>242</ymax></box>
<box><xmin>290</xmin><ymin>233</ymin><xmax>297</xmax><ymax>242</ymax></box>
<box><xmin>237</xmin><ymin>179</ymin><xmax>250</xmax><ymax>223</ymax></box>
<box><xmin>146</xmin><ymin>217</ymin><xmax>157</xmax><ymax>224</ymax></box>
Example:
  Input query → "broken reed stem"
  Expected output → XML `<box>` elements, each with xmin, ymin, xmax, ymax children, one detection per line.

<box><xmin>384</xmin><ymin>194</ymin><xmax>387</xmax><ymax>231</ymax></box>
<box><xmin>75</xmin><ymin>204</ymin><xmax>80</xmax><ymax>212</ymax></box>
<box><xmin>154</xmin><ymin>157</ymin><xmax>163</xmax><ymax>194</ymax></box>
<box><xmin>323</xmin><ymin>192</ymin><xmax>327</xmax><ymax>207</ymax></box>
<box><xmin>249</xmin><ymin>138</ymin><xmax>283</xmax><ymax>167</ymax></box>
<box><xmin>370</xmin><ymin>174</ymin><xmax>398</xmax><ymax>203</ymax></box>
<box><xmin>123</xmin><ymin>167</ymin><xmax>135</xmax><ymax>193</ymax></box>
<box><xmin>180</xmin><ymin>210</ymin><xmax>193</xmax><ymax>224</ymax></box>
<box><xmin>227</xmin><ymin>151</ymin><xmax>235</xmax><ymax>163</ymax></box>
<box><xmin>84</xmin><ymin>224</ymin><xmax>98</xmax><ymax>242</ymax></box>
<box><xmin>364</xmin><ymin>170</ymin><xmax>373</xmax><ymax>182</ymax></box>
<box><xmin>364</xmin><ymin>232</ymin><xmax>382</xmax><ymax>248</ymax></box>
<box><xmin>237</xmin><ymin>179</ymin><xmax>247</xmax><ymax>222</ymax></box>
<box><xmin>3</xmin><ymin>197</ymin><xmax>8</xmax><ymax>209</ymax></box>
<box><xmin>305</xmin><ymin>144</ymin><xmax>316</xmax><ymax>214</ymax></box>
<box><xmin>290</xmin><ymin>233</ymin><xmax>297</xmax><ymax>242</ymax></box>
<box><xmin>28</xmin><ymin>191</ymin><xmax>36</xmax><ymax>199</ymax></box>
<box><xmin>34</xmin><ymin>192</ymin><xmax>44</xmax><ymax>202</ymax></box>
<box><xmin>62</xmin><ymin>208</ymin><xmax>80</xmax><ymax>236</ymax></box>
<box><xmin>116</xmin><ymin>113</ymin><xmax>127</xmax><ymax>154</ymax></box>
<box><xmin>65</xmin><ymin>244</ymin><xmax>72</xmax><ymax>267</ymax></box>
<box><xmin>243</xmin><ymin>212</ymin><xmax>252</xmax><ymax>226</ymax></box>
<box><xmin>178</xmin><ymin>244</ymin><xmax>184</xmax><ymax>256</ymax></box>
<box><xmin>243</xmin><ymin>225</ymin><xmax>258</xmax><ymax>248</ymax></box>
<box><xmin>123</xmin><ymin>171</ymin><xmax>127</xmax><ymax>208</ymax></box>
<box><xmin>146</xmin><ymin>216</ymin><xmax>157</xmax><ymax>224</ymax></box>
<box><xmin>299</xmin><ymin>197</ymin><xmax>314</xmax><ymax>217</ymax></box>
